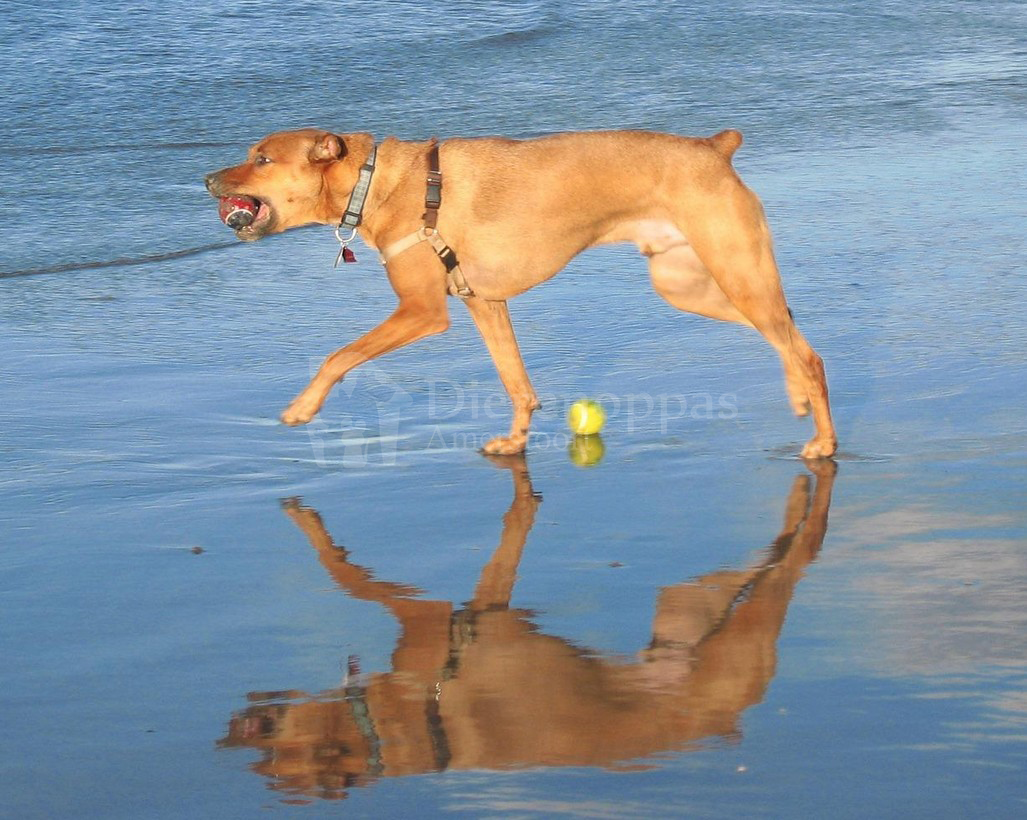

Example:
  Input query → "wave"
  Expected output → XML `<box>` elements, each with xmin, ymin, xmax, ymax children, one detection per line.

<box><xmin>0</xmin><ymin>241</ymin><xmax>238</xmax><ymax>279</ymax></box>
<box><xmin>468</xmin><ymin>23</ymin><xmax>555</xmax><ymax>46</ymax></box>
<box><xmin>0</xmin><ymin>141</ymin><xmax>243</xmax><ymax>158</ymax></box>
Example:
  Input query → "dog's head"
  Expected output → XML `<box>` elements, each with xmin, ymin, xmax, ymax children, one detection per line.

<box><xmin>204</xmin><ymin>129</ymin><xmax>361</xmax><ymax>241</ymax></box>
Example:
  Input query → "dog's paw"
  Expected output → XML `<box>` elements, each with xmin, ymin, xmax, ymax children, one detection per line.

<box><xmin>280</xmin><ymin>398</ymin><xmax>320</xmax><ymax>426</ymax></box>
<box><xmin>481</xmin><ymin>434</ymin><xmax>528</xmax><ymax>456</ymax></box>
<box><xmin>803</xmin><ymin>458</ymin><xmax>839</xmax><ymax>479</ymax></box>
<box><xmin>800</xmin><ymin>436</ymin><xmax>837</xmax><ymax>460</ymax></box>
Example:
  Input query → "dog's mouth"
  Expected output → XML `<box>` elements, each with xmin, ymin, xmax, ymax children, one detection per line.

<box><xmin>217</xmin><ymin>195</ymin><xmax>275</xmax><ymax>241</ymax></box>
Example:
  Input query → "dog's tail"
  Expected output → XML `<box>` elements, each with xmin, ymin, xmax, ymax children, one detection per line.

<box><xmin>709</xmin><ymin>129</ymin><xmax>743</xmax><ymax>160</ymax></box>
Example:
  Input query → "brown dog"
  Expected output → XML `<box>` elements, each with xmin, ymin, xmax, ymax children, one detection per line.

<box><xmin>205</xmin><ymin>128</ymin><xmax>836</xmax><ymax>458</ymax></box>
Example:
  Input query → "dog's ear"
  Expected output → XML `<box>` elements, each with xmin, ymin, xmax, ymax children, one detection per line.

<box><xmin>309</xmin><ymin>133</ymin><xmax>346</xmax><ymax>163</ymax></box>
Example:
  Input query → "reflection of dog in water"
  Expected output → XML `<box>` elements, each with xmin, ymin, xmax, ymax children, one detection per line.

<box><xmin>220</xmin><ymin>459</ymin><xmax>835</xmax><ymax>799</ymax></box>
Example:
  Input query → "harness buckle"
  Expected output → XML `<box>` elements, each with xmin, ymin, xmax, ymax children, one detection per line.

<box><xmin>437</xmin><ymin>245</ymin><xmax>459</xmax><ymax>272</ymax></box>
<box><xmin>425</xmin><ymin>182</ymin><xmax>442</xmax><ymax>210</ymax></box>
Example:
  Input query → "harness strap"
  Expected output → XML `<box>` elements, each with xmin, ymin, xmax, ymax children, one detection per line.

<box><xmin>379</xmin><ymin>228</ymin><xmax>426</xmax><ymax>263</ymax></box>
<box><xmin>426</xmin><ymin>233</ymin><xmax>473</xmax><ymax>297</ymax></box>
<box><xmin>424</xmin><ymin>141</ymin><xmax>442</xmax><ymax>230</ymax></box>
<box><xmin>377</xmin><ymin>140</ymin><xmax>474</xmax><ymax>298</ymax></box>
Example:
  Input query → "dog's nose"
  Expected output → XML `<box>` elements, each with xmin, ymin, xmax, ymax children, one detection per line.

<box><xmin>204</xmin><ymin>172</ymin><xmax>218</xmax><ymax>192</ymax></box>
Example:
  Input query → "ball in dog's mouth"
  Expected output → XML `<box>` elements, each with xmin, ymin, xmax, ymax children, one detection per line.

<box><xmin>217</xmin><ymin>196</ymin><xmax>273</xmax><ymax>237</ymax></box>
<box><xmin>218</xmin><ymin>195</ymin><xmax>259</xmax><ymax>229</ymax></box>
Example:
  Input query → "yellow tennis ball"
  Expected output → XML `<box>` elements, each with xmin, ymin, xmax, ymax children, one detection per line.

<box><xmin>567</xmin><ymin>399</ymin><xmax>606</xmax><ymax>436</ymax></box>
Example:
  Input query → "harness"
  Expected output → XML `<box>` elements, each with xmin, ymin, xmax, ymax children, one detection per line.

<box><xmin>334</xmin><ymin>140</ymin><xmax>474</xmax><ymax>299</ymax></box>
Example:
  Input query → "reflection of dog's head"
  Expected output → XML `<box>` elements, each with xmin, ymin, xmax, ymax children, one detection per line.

<box><xmin>220</xmin><ymin>696</ymin><xmax>377</xmax><ymax>800</ymax></box>
<box><xmin>204</xmin><ymin>129</ymin><xmax>356</xmax><ymax>242</ymax></box>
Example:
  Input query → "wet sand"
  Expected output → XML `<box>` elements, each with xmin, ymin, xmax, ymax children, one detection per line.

<box><xmin>2</xmin><ymin>119</ymin><xmax>1025</xmax><ymax>816</ymax></box>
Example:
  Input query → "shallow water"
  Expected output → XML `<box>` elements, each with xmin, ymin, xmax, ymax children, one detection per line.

<box><xmin>2</xmin><ymin>1</ymin><xmax>1026</xmax><ymax>817</ymax></box>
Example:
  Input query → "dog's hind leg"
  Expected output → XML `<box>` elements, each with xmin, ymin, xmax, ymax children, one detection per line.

<box><xmin>463</xmin><ymin>297</ymin><xmax>540</xmax><ymax>456</ymax></box>
<box><xmin>666</xmin><ymin>185</ymin><xmax>836</xmax><ymax>458</ymax></box>
<box><xmin>649</xmin><ymin>244</ymin><xmax>754</xmax><ymax>327</ymax></box>
<box><xmin>648</xmin><ymin>245</ymin><xmax>812</xmax><ymax>419</ymax></box>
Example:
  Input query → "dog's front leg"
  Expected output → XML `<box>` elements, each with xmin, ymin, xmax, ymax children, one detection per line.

<box><xmin>464</xmin><ymin>297</ymin><xmax>540</xmax><ymax>455</ymax></box>
<box><xmin>470</xmin><ymin>455</ymin><xmax>541</xmax><ymax>609</ymax></box>
<box><xmin>281</xmin><ymin>299</ymin><xmax>449</xmax><ymax>426</ymax></box>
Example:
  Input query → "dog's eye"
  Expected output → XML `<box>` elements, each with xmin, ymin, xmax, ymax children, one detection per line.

<box><xmin>254</xmin><ymin>154</ymin><xmax>273</xmax><ymax>166</ymax></box>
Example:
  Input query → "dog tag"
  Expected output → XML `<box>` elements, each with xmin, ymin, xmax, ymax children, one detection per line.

<box><xmin>334</xmin><ymin>245</ymin><xmax>357</xmax><ymax>267</ymax></box>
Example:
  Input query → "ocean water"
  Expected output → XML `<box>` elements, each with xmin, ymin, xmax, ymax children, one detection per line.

<box><xmin>2</xmin><ymin>1</ymin><xmax>1026</xmax><ymax>817</ymax></box>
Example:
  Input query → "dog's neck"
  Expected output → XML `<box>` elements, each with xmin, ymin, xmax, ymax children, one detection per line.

<box><xmin>320</xmin><ymin>132</ymin><xmax>375</xmax><ymax>222</ymax></box>
<box><xmin>324</xmin><ymin>136</ymin><xmax>439</xmax><ymax>251</ymax></box>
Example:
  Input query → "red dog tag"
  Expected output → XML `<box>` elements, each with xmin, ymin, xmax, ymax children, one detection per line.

<box><xmin>334</xmin><ymin>245</ymin><xmax>357</xmax><ymax>267</ymax></box>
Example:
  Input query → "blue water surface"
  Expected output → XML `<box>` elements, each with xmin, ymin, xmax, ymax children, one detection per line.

<box><xmin>1</xmin><ymin>1</ymin><xmax>1025</xmax><ymax>817</ymax></box>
